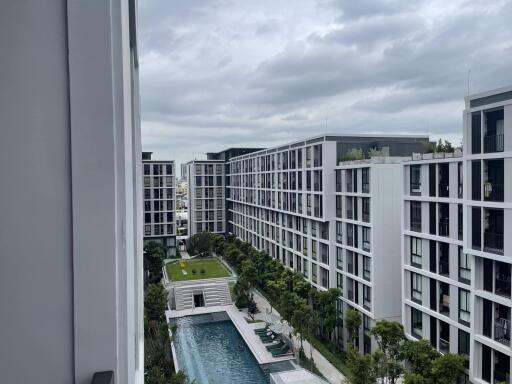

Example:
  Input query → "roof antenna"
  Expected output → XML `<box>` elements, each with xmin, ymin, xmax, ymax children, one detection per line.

<box><xmin>467</xmin><ymin>68</ymin><xmax>471</xmax><ymax>96</ymax></box>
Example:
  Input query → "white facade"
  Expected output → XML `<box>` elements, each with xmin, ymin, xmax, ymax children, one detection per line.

<box><xmin>143</xmin><ymin>155</ymin><xmax>177</xmax><ymax>257</ymax></box>
<box><xmin>402</xmin><ymin>85</ymin><xmax>512</xmax><ymax>383</ymax></box>
<box><xmin>187</xmin><ymin>160</ymin><xmax>226</xmax><ymax>237</ymax></box>
<box><xmin>227</xmin><ymin>134</ymin><xmax>429</xmax><ymax>353</ymax></box>
<box><xmin>335</xmin><ymin>158</ymin><xmax>406</xmax><ymax>353</ymax></box>
<box><xmin>0</xmin><ymin>1</ymin><xmax>143</xmax><ymax>384</ymax></box>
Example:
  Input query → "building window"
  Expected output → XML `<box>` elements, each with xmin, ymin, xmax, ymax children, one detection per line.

<box><xmin>363</xmin><ymin>256</ymin><xmax>370</xmax><ymax>281</ymax></box>
<box><xmin>458</xmin><ymin>329</ymin><xmax>470</xmax><ymax>358</ymax></box>
<box><xmin>144</xmin><ymin>176</ymin><xmax>150</xmax><ymax>187</ymax></box>
<box><xmin>362</xmin><ymin>227</ymin><xmax>370</xmax><ymax>252</ymax></box>
<box><xmin>337</xmin><ymin>272</ymin><xmax>343</xmax><ymax>290</ymax></box>
<box><xmin>458</xmin><ymin>247</ymin><xmax>470</xmax><ymax>284</ymax></box>
<box><xmin>337</xmin><ymin>247</ymin><xmax>343</xmax><ymax>270</ymax></box>
<box><xmin>362</xmin><ymin>168</ymin><xmax>370</xmax><ymax>193</ymax></box>
<box><xmin>166</xmin><ymin>164</ymin><xmax>173</xmax><ymax>174</ymax></box>
<box><xmin>411</xmin><ymin>237</ymin><xmax>422</xmax><ymax>267</ymax></box>
<box><xmin>410</xmin><ymin>201</ymin><xmax>422</xmax><ymax>231</ymax></box>
<box><xmin>144</xmin><ymin>164</ymin><xmax>150</xmax><ymax>175</ymax></box>
<box><xmin>144</xmin><ymin>225</ymin><xmax>151</xmax><ymax>236</ymax></box>
<box><xmin>458</xmin><ymin>289</ymin><xmax>470</xmax><ymax>325</ymax></box>
<box><xmin>336</xmin><ymin>222</ymin><xmax>343</xmax><ymax>243</ymax></box>
<box><xmin>363</xmin><ymin>285</ymin><xmax>371</xmax><ymax>310</ymax></box>
<box><xmin>411</xmin><ymin>307</ymin><xmax>422</xmax><ymax>338</ymax></box>
<box><xmin>410</xmin><ymin>165</ymin><xmax>421</xmax><ymax>195</ymax></box>
<box><xmin>411</xmin><ymin>272</ymin><xmax>422</xmax><ymax>303</ymax></box>
<box><xmin>362</xmin><ymin>197</ymin><xmax>370</xmax><ymax>222</ymax></box>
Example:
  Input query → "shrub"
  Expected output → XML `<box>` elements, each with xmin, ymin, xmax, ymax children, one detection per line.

<box><xmin>200</xmin><ymin>268</ymin><xmax>205</xmax><ymax>274</ymax></box>
<box><xmin>191</xmin><ymin>269</ymin><xmax>197</xmax><ymax>274</ymax></box>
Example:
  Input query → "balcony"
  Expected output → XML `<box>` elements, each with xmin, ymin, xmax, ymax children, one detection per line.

<box><xmin>410</xmin><ymin>182</ymin><xmax>421</xmax><ymax>196</ymax></box>
<box><xmin>484</xmin><ymin>182</ymin><xmax>504</xmax><ymax>202</ymax></box>
<box><xmin>362</xmin><ymin>212</ymin><xmax>370</xmax><ymax>222</ymax></box>
<box><xmin>495</xmin><ymin>318</ymin><xmax>511</xmax><ymax>346</ymax></box>
<box><xmin>484</xmin><ymin>231</ymin><xmax>504</xmax><ymax>255</ymax></box>
<box><xmin>362</xmin><ymin>182</ymin><xmax>370</xmax><ymax>194</ymax></box>
<box><xmin>484</xmin><ymin>134</ymin><xmax>504</xmax><ymax>153</ymax></box>
<box><xmin>410</xmin><ymin>220</ymin><xmax>421</xmax><ymax>232</ymax></box>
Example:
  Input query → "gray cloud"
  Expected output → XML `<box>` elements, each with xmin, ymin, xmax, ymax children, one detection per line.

<box><xmin>139</xmin><ymin>0</ymin><xmax>512</xmax><ymax>174</ymax></box>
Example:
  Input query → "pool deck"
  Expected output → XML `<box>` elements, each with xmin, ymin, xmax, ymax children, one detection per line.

<box><xmin>166</xmin><ymin>304</ymin><xmax>295</xmax><ymax>365</ymax></box>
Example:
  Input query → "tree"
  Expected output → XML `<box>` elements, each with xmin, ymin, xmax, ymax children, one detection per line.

<box><xmin>423</xmin><ymin>139</ymin><xmax>454</xmax><ymax>154</ymax></box>
<box><xmin>145</xmin><ymin>284</ymin><xmax>168</xmax><ymax>322</ymax></box>
<box><xmin>345</xmin><ymin>309</ymin><xmax>362</xmax><ymax>345</ymax></box>
<box><xmin>399</xmin><ymin>339</ymin><xmax>439</xmax><ymax>377</ymax></box>
<box><xmin>368</xmin><ymin>147</ymin><xmax>384</xmax><ymax>157</ymax></box>
<box><xmin>403</xmin><ymin>373</ymin><xmax>430</xmax><ymax>384</ymax></box>
<box><xmin>144</xmin><ymin>241</ymin><xmax>166</xmax><ymax>284</ymax></box>
<box><xmin>431</xmin><ymin>354</ymin><xmax>466</xmax><ymax>384</ymax></box>
<box><xmin>343</xmin><ymin>148</ymin><xmax>364</xmax><ymax>161</ymax></box>
<box><xmin>344</xmin><ymin>346</ymin><xmax>376</xmax><ymax>384</ymax></box>
<box><xmin>188</xmin><ymin>232</ymin><xmax>214</xmax><ymax>256</ymax></box>
<box><xmin>371</xmin><ymin>320</ymin><xmax>405</xmax><ymax>384</ymax></box>
<box><xmin>291</xmin><ymin>302</ymin><xmax>312</xmax><ymax>351</ymax></box>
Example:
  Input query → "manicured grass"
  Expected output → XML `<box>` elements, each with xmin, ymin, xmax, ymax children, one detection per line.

<box><xmin>166</xmin><ymin>258</ymin><xmax>230</xmax><ymax>281</ymax></box>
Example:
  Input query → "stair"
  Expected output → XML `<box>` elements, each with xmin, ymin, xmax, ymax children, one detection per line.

<box><xmin>173</xmin><ymin>282</ymin><xmax>232</xmax><ymax>310</ymax></box>
<box><xmin>203</xmin><ymin>283</ymin><xmax>232</xmax><ymax>307</ymax></box>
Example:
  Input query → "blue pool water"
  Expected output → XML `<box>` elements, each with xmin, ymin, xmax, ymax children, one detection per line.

<box><xmin>173</xmin><ymin>314</ymin><xmax>268</xmax><ymax>384</ymax></box>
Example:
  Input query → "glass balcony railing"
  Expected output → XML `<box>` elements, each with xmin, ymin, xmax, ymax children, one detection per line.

<box><xmin>495</xmin><ymin>318</ymin><xmax>511</xmax><ymax>346</ymax></box>
<box><xmin>484</xmin><ymin>232</ymin><xmax>504</xmax><ymax>255</ymax></box>
<box><xmin>484</xmin><ymin>134</ymin><xmax>504</xmax><ymax>153</ymax></box>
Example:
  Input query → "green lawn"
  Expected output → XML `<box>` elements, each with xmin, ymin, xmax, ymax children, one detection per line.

<box><xmin>166</xmin><ymin>258</ymin><xmax>231</xmax><ymax>281</ymax></box>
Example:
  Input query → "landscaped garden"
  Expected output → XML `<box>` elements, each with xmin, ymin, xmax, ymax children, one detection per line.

<box><xmin>166</xmin><ymin>258</ymin><xmax>231</xmax><ymax>282</ymax></box>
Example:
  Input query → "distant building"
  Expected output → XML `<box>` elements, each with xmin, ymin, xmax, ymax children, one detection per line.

<box><xmin>143</xmin><ymin>152</ymin><xmax>177</xmax><ymax>257</ymax></box>
<box><xmin>181</xmin><ymin>163</ymin><xmax>188</xmax><ymax>180</ymax></box>
<box><xmin>186</xmin><ymin>148</ymin><xmax>262</xmax><ymax>239</ymax></box>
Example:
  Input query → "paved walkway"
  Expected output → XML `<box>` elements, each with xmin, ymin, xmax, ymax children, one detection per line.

<box><xmin>180</xmin><ymin>250</ymin><xmax>191</xmax><ymax>259</ymax></box>
<box><xmin>251</xmin><ymin>289</ymin><xmax>346</xmax><ymax>384</ymax></box>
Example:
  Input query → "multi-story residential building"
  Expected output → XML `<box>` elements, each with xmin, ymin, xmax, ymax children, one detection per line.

<box><xmin>186</xmin><ymin>148</ymin><xmax>262</xmax><ymax>238</ymax></box>
<box><xmin>403</xmin><ymin>85</ymin><xmax>512</xmax><ymax>383</ymax></box>
<box><xmin>187</xmin><ymin>160</ymin><xmax>227</xmax><ymax>236</ymax></box>
<box><xmin>335</xmin><ymin>157</ymin><xmax>410</xmax><ymax>354</ymax></box>
<box><xmin>402</xmin><ymin>152</ymin><xmax>467</xmax><ymax>376</ymax></box>
<box><xmin>227</xmin><ymin>134</ymin><xmax>430</xmax><ymax>353</ymax></box>
<box><xmin>143</xmin><ymin>152</ymin><xmax>176</xmax><ymax>257</ymax></box>
<box><xmin>0</xmin><ymin>2</ymin><xmax>143</xmax><ymax>383</ymax></box>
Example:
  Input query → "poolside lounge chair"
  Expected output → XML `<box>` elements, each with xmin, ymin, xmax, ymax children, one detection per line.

<box><xmin>270</xmin><ymin>345</ymin><xmax>291</xmax><ymax>357</ymax></box>
<box><xmin>259</xmin><ymin>333</ymin><xmax>277</xmax><ymax>343</ymax></box>
<box><xmin>254</xmin><ymin>327</ymin><xmax>270</xmax><ymax>335</ymax></box>
<box><xmin>266</xmin><ymin>340</ymin><xmax>284</xmax><ymax>351</ymax></box>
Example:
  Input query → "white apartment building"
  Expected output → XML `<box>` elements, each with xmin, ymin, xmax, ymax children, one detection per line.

<box><xmin>335</xmin><ymin>158</ymin><xmax>408</xmax><ymax>354</ymax></box>
<box><xmin>227</xmin><ymin>134</ymin><xmax>430</xmax><ymax>353</ymax></box>
<box><xmin>0</xmin><ymin>2</ymin><xmax>143</xmax><ymax>384</ymax></box>
<box><xmin>402</xmin><ymin>85</ymin><xmax>512</xmax><ymax>383</ymax></box>
<box><xmin>187</xmin><ymin>160</ymin><xmax>226</xmax><ymax>237</ymax></box>
<box><xmin>402</xmin><ymin>153</ymin><xmax>467</xmax><ymax>378</ymax></box>
<box><xmin>143</xmin><ymin>152</ymin><xmax>176</xmax><ymax>257</ymax></box>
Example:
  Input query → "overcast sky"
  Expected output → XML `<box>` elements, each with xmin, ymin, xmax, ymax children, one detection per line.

<box><xmin>139</xmin><ymin>0</ymin><xmax>512</xmax><ymax>173</ymax></box>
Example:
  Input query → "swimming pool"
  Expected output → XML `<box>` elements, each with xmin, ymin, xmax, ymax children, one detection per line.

<box><xmin>172</xmin><ymin>313</ymin><xmax>268</xmax><ymax>384</ymax></box>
